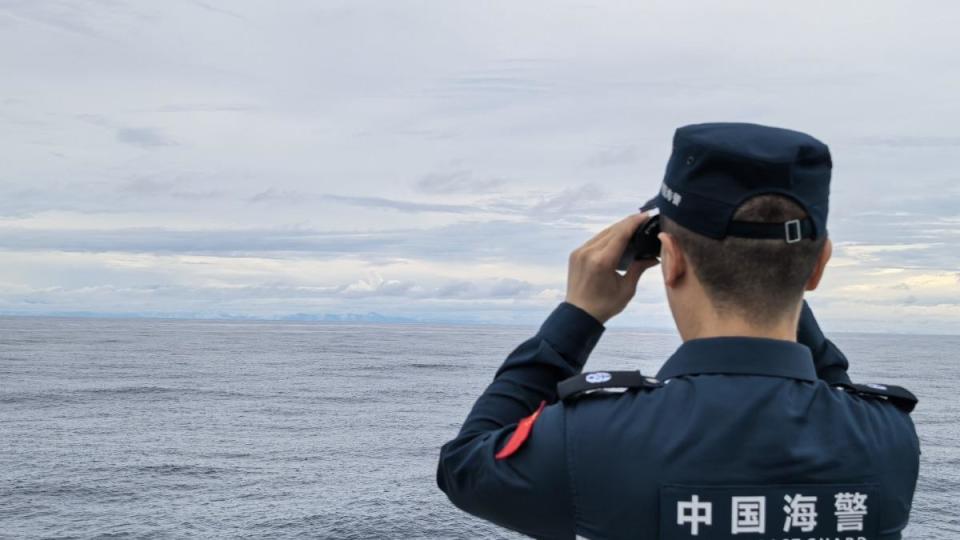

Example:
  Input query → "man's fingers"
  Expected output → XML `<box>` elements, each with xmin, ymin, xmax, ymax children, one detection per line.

<box><xmin>592</xmin><ymin>213</ymin><xmax>649</xmax><ymax>265</ymax></box>
<box><xmin>610</xmin><ymin>212</ymin><xmax>649</xmax><ymax>246</ymax></box>
<box><xmin>580</xmin><ymin>223</ymin><xmax>616</xmax><ymax>250</ymax></box>
<box><xmin>587</xmin><ymin>213</ymin><xmax>646</xmax><ymax>252</ymax></box>
<box><xmin>572</xmin><ymin>213</ymin><xmax>650</xmax><ymax>275</ymax></box>
<box><xmin>624</xmin><ymin>258</ymin><xmax>658</xmax><ymax>286</ymax></box>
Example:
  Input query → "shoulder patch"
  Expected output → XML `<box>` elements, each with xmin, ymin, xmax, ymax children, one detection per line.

<box><xmin>557</xmin><ymin>370</ymin><xmax>663</xmax><ymax>401</ymax></box>
<box><xmin>495</xmin><ymin>400</ymin><xmax>546</xmax><ymax>460</ymax></box>
<box><xmin>835</xmin><ymin>382</ymin><xmax>918</xmax><ymax>413</ymax></box>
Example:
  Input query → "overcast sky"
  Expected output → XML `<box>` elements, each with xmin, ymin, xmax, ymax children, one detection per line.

<box><xmin>1</xmin><ymin>1</ymin><xmax>958</xmax><ymax>333</ymax></box>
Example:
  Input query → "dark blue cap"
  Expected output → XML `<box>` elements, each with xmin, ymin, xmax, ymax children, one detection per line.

<box><xmin>649</xmin><ymin>122</ymin><xmax>832</xmax><ymax>242</ymax></box>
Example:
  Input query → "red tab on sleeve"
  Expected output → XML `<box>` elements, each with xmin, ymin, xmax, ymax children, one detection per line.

<box><xmin>495</xmin><ymin>400</ymin><xmax>547</xmax><ymax>460</ymax></box>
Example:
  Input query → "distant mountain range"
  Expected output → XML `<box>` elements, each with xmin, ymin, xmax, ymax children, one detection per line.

<box><xmin>277</xmin><ymin>312</ymin><xmax>419</xmax><ymax>323</ymax></box>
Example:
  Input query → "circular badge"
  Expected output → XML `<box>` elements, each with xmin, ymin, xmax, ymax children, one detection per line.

<box><xmin>585</xmin><ymin>372</ymin><xmax>612</xmax><ymax>384</ymax></box>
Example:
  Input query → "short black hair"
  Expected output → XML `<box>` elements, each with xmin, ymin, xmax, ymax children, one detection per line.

<box><xmin>660</xmin><ymin>195</ymin><xmax>827</xmax><ymax>325</ymax></box>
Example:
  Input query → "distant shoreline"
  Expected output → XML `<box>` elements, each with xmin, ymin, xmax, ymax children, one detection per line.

<box><xmin>1</xmin><ymin>312</ymin><xmax>957</xmax><ymax>338</ymax></box>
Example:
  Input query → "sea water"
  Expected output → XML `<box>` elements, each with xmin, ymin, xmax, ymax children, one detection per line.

<box><xmin>1</xmin><ymin>317</ymin><xmax>957</xmax><ymax>538</ymax></box>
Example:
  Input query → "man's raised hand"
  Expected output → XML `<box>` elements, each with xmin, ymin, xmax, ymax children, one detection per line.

<box><xmin>564</xmin><ymin>213</ymin><xmax>659</xmax><ymax>324</ymax></box>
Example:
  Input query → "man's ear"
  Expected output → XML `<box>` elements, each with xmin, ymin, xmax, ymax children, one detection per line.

<box><xmin>805</xmin><ymin>237</ymin><xmax>832</xmax><ymax>291</ymax></box>
<box><xmin>659</xmin><ymin>232</ymin><xmax>686</xmax><ymax>289</ymax></box>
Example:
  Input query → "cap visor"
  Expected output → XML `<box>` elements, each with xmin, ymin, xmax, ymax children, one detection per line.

<box><xmin>640</xmin><ymin>197</ymin><xmax>658</xmax><ymax>213</ymax></box>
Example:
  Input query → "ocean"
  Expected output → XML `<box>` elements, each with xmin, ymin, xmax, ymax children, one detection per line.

<box><xmin>1</xmin><ymin>316</ymin><xmax>957</xmax><ymax>538</ymax></box>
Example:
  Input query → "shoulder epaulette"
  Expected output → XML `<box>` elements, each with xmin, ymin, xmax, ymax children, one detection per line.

<box><xmin>834</xmin><ymin>382</ymin><xmax>918</xmax><ymax>413</ymax></box>
<box><xmin>558</xmin><ymin>370</ymin><xmax>663</xmax><ymax>401</ymax></box>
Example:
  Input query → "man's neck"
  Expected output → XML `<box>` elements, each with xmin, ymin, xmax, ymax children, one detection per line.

<box><xmin>679</xmin><ymin>308</ymin><xmax>799</xmax><ymax>343</ymax></box>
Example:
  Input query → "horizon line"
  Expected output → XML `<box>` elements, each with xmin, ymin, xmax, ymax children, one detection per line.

<box><xmin>1</xmin><ymin>311</ymin><xmax>957</xmax><ymax>338</ymax></box>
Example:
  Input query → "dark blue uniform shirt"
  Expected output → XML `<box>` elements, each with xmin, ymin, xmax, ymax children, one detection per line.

<box><xmin>437</xmin><ymin>302</ymin><xmax>920</xmax><ymax>539</ymax></box>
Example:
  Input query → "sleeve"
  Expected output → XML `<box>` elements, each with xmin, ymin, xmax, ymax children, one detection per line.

<box><xmin>796</xmin><ymin>299</ymin><xmax>852</xmax><ymax>385</ymax></box>
<box><xmin>436</xmin><ymin>302</ymin><xmax>605</xmax><ymax>538</ymax></box>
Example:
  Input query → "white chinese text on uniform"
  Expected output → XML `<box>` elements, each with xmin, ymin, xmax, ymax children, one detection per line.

<box><xmin>834</xmin><ymin>491</ymin><xmax>868</xmax><ymax>532</ymax></box>
<box><xmin>677</xmin><ymin>495</ymin><xmax>712</xmax><ymax>536</ymax></box>
<box><xmin>782</xmin><ymin>493</ymin><xmax>818</xmax><ymax>533</ymax></box>
<box><xmin>731</xmin><ymin>496</ymin><xmax>766</xmax><ymax>534</ymax></box>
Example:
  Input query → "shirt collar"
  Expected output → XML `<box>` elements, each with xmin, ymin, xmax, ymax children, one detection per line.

<box><xmin>655</xmin><ymin>336</ymin><xmax>817</xmax><ymax>382</ymax></box>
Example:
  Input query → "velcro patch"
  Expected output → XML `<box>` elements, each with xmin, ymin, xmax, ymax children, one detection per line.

<box><xmin>494</xmin><ymin>400</ymin><xmax>546</xmax><ymax>460</ymax></box>
<box><xmin>557</xmin><ymin>370</ymin><xmax>662</xmax><ymax>401</ymax></box>
<box><xmin>660</xmin><ymin>483</ymin><xmax>879</xmax><ymax>539</ymax></box>
<box><xmin>841</xmin><ymin>383</ymin><xmax>918</xmax><ymax>413</ymax></box>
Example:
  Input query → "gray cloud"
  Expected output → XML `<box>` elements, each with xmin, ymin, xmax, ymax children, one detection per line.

<box><xmin>332</xmin><ymin>276</ymin><xmax>546</xmax><ymax>300</ymax></box>
<box><xmin>188</xmin><ymin>1</ymin><xmax>248</xmax><ymax>21</ymax></box>
<box><xmin>835</xmin><ymin>241</ymin><xmax>958</xmax><ymax>272</ymax></box>
<box><xmin>0</xmin><ymin>220</ymin><xmax>583</xmax><ymax>266</ymax></box>
<box><xmin>584</xmin><ymin>146</ymin><xmax>639</xmax><ymax>168</ymax></box>
<box><xmin>153</xmin><ymin>103</ymin><xmax>259</xmax><ymax>113</ymax></box>
<box><xmin>17</xmin><ymin>279</ymin><xmax>539</xmax><ymax>303</ymax></box>
<box><xmin>848</xmin><ymin>136</ymin><xmax>960</xmax><ymax>148</ymax></box>
<box><xmin>487</xmin><ymin>277</ymin><xmax>538</xmax><ymax>298</ymax></box>
<box><xmin>116</xmin><ymin>127</ymin><xmax>175</xmax><ymax>148</ymax></box>
<box><xmin>117</xmin><ymin>177</ymin><xmax>224</xmax><ymax>200</ymax></box>
<box><xmin>253</xmin><ymin>185</ymin><xmax>627</xmax><ymax>222</ymax></box>
<box><xmin>529</xmin><ymin>183</ymin><xmax>608</xmax><ymax>216</ymax></box>
<box><xmin>0</xmin><ymin>183</ymin><xmax>123</xmax><ymax>217</ymax></box>
<box><xmin>320</xmin><ymin>194</ymin><xmax>476</xmax><ymax>214</ymax></box>
<box><xmin>415</xmin><ymin>170</ymin><xmax>505</xmax><ymax>194</ymax></box>
<box><xmin>118</xmin><ymin>178</ymin><xmax>176</xmax><ymax>195</ymax></box>
<box><xmin>0</xmin><ymin>226</ymin><xmax>393</xmax><ymax>257</ymax></box>
<box><xmin>0</xmin><ymin>1</ymin><xmax>106</xmax><ymax>39</ymax></box>
<box><xmin>0</xmin><ymin>178</ymin><xmax>624</xmax><ymax>224</ymax></box>
<box><xmin>830</xmin><ymin>212</ymin><xmax>960</xmax><ymax>271</ymax></box>
<box><xmin>428</xmin><ymin>69</ymin><xmax>555</xmax><ymax>101</ymax></box>
<box><xmin>0</xmin><ymin>177</ymin><xmax>227</xmax><ymax>218</ymax></box>
<box><xmin>246</xmin><ymin>188</ymin><xmax>312</xmax><ymax>204</ymax></box>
